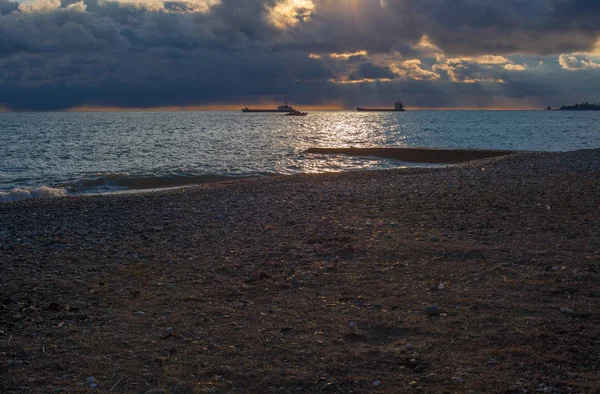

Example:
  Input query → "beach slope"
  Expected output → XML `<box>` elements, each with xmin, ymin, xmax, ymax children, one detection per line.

<box><xmin>1</xmin><ymin>149</ymin><xmax>599</xmax><ymax>393</ymax></box>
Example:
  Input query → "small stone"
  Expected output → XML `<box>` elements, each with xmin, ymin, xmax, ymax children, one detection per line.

<box><xmin>560</xmin><ymin>307</ymin><xmax>574</xmax><ymax>314</ymax></box>
<box><xmin>410</xmin><ymin>358</ymin><xmax>418</xmax><ymax>364</ymax></box>
<box><xmin>437</xmin><ymin>283</ymin><xmax>445</xmax><ymax>290</ymax></box>
<box><xmin>145</xmin><ymin>390</ymin><xmax>165</xmax><ymax>394</ymax></box>
<box><xmin>408</xmin><ymin>381</ymin><xmax>418</xmax><ymax>387</ymax></box>
<box><xmin>414</xmin><ymin>365</ymin><xmax>424</xmax><ymax>373</ymax></box>
<box><xmin>86</xmin><ymin>377</ymin><xmax>95</xmax><ymax>383</ymax></box>
<box><xmin>53</xmin><ymin>388</ymin><xmax>66</xmax><ymax>393</ymax></box>
<box><xmin>451</xmin><ymin>377</ymin><xmax>464</xmax><ymax>384</ymax></box>
<box><xmin>406</xmin><ymin>343</ymin><xmax>413</xmax><ymax>350</ymax></box>
<box><xmin>8</xmin><ymin>360</ymin><xmax>24</xmax><ymax>367</ymax></box>
<box><xmin>487</xmin><ymin>360</ymin><xmax>498</xmax><ymax>367</ymax></box>
<box><xmin>542</xmin><ymin>388</ymin><xmax>553</xmax><ymax>393</ymax></box>
<box><xmin>348</xmin><ymin>322</ymin><xmax>358</xmax><ymax>329</ymax></box>
<box><xmin>430</xmin><ymin>236</ymin><xmax>441</xmax><ymax>242</ymax></box>
<box><xmin>90</xmin><ymin>383</ymin><xmax>98</xmax><ymax>389</ymax></box>
<box><xmin>424</xmin><ymin>305</ymin><xmax>440</xmax><ymax>316</ymax></box>
<box><xmin>372</xmin><ymin>380</ymin><xmax>382</xmax><ymax>386</ymax></box>
<box><xmin>134</xmin><ymin>311</ymin><xmax>145</xmax><ymax>316</ymax></box>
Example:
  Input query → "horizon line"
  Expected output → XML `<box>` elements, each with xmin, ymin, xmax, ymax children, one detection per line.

<box><xmin>0</xmin><ymin>104</ymin><xmax>549</xmax><ymax>113</ymax></box>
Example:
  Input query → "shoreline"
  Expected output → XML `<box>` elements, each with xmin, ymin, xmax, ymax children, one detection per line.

<box><xmin>1</xmin><ymin>149</ymin><xmax>599</xmax><ymax>393</ymax></box>
<box><xmin>2</xmin><ymin>147</ymin><xmax>529</xmax><ymax>203</ymax></box>
<box><xmin>306</xmin><ymin>147</ymin><xmax>523</xmax><ymax>164</ymax></box>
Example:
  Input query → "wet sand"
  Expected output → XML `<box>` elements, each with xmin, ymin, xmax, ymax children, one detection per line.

<box><xmin>306</xmin><ymin>147</ymin><xmax>522</xmax><ymax>163</ymax></box>
<box><xmin>1</xmin><ymin>149</ymin><xmax>599</xmax><ymax>393</ymax></box>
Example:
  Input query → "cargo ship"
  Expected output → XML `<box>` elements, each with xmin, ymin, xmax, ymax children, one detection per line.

<box><xmin>357</xmin><ymin>101</ymin><xmax>405</xmax><ymax>112</ymax></box>
<box><xmin>242</xmin><ymin>101</ymin><xmax>295</xmax><ymax>113</ymax></box>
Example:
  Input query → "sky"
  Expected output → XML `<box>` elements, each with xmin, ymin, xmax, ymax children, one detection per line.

<box><xmin>1</xmin><ymin>0</ymin><xmax>600</xmax><ymax>111</ymax></box>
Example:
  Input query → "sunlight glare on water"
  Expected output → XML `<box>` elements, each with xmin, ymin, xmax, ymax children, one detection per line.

<box><xmin>1</xmin><ymin>110</ymin><xmax>599</xmax><ymax>197</ymax></box>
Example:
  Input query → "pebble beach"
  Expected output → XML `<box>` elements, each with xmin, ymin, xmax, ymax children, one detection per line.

<box><xmin>1</xmin><ymin>149</ymin><xmax>599</xmax><ymax>393</ymax></box>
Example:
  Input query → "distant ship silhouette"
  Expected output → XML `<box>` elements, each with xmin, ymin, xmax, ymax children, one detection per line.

<box><xmin>242</xmin><ymin>101</ymin><xmax>295</xmax><ymax>113</ymax></box>
<box><xmin>357</xmin><ymin>100</ymin><xmax>405</xmax><ymax>112</ymax></box>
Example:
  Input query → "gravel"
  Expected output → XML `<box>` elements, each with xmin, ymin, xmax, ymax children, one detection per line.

<box><xmin>1</xmin><ymin>148</ymin><xmax>599</xmax><ymax>392</ymax></box>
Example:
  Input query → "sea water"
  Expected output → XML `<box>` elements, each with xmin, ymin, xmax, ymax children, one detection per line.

<box><xmin>1</xmin><ymin>110</ymin><xmax>599</xmax><ymax>201</ymax></box>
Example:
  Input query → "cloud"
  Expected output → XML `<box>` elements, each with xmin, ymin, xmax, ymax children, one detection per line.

<box><xmin>1</xmin><ymin>0</ymin><xmax>600</xmax><ymax>110</ymax></box>
<box><xmin>391</xmin><ymin>59</ymin><xmax>440</xmax><ymax>81</ymax></box>
<box><xmin>347</xmin><ymin>62</ymin><xmax>395</xmax><ymax>81</ymax></box>
<box><xmin>17</xmin><ymin>0</ymin><xmax>61</xmax><ymax>14</ymax></box>
<box><xmin>558</xmin><ymin>54</ymin><xmax>600</xmax><ymax>71</ymax></box>
<box><xmin>267</xmin><ymin>0</ymin><xmax>314</xmax><ymax>29</ymax></box>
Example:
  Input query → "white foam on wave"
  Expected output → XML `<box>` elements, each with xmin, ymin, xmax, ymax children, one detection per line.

<box><xmin>0</xmin><ymin>186</ymin><xmax>68</xmax><ymax>202</ymax></box>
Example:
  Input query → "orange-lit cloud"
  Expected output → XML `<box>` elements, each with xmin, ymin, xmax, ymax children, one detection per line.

<box><xmin>329</xmin><ymin>50</ymin><xmax>368</xmax><ymax>59</ymax></box>
<box><xmin>558</xmin><ymin>54</ymin><xmax>600</xmax><ymax>71</ymax></box>
<box><xmin>328</xmin><ymin>77</ymin><xmax>392</xmax><ymax>84</ymax></box>
<box><xmin>267</xmin><ymin>0</ymin><xmax>314</xmax><ymax>29</ymax></box>
<box><xmin>390</xmin><ymin>59</ymin><xmax>440</xmax><ymax>81</ymax></box>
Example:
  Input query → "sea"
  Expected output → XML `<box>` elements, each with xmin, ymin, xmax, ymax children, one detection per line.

<box><xmin>1</xmin><ymin>110</ymin><xmax>599</xmax><ymax>201</ymax></box>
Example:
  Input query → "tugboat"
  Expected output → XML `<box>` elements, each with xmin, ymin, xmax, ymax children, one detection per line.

<box><xmin>285</xmin><ymin>110</ymin><xmax>308</xmax><ymax>116</ymax></box>
<box><xmin>356</xmin><ymin>100</ymin><xmax>405</xmax><ymax>112</ymax></box>
<box><xmin>242</xmin><ymin>101</ymin><xmax>295</xmax><ymax>113</ymax></box>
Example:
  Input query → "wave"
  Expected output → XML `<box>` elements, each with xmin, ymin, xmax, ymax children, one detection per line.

<box><xmin>0</xmin><ymin>186</ymin><xmax>68</xmax><ymax>202</ymax></box>
<box><xmin>61</xmin><ymin>173</ymin><xmax>244</xmax><ymax>193</ymax></box>
<box><xmin>1</xmin><ymin>173</ymin><xmax>249</xmax><ymax>202</ymax></box>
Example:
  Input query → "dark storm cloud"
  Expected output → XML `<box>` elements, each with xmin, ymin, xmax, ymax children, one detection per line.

<box><xmin>0</xmin><ymin>0</ymin><xmax>600</xmax><ymax>110</ymax></box>
<box><xmin>404</xmin><ymin>0</ymin><xmax>600</xmax><ymax>56</ymax></box>
<box><xmin>0</xmin><ymin>0</ymin><xmax>18</xmax><ymax>14</ymax></box>
<box><xmin>348</xmin><ymin>63</ymin><xmax>395</xmax><ymax>81</ymax></box>
<box><xmin>297</xmin><ymin>0</ymin><xmax>600</xmax><ymax>56</ymax></box>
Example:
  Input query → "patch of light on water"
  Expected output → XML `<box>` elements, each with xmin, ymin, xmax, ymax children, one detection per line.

<box><xmin>1</xmin><ymin>110</ymin><xmax>599</xmax><ymax>196</ymax></box>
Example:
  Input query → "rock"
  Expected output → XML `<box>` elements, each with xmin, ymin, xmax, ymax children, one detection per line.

<box><xmin>437</xmin><ymin>283</ymin><xmax>445</xmax><ymax>290</ymax></box>
<box><xmin>560</xmin><ymin>307</ymin><xmax>574</xmax><ymax>314</ymax></box>
<box><xmin>542</xmin><ymin>388</ymin><xmax>553</xmax><ymax>393</ymax></box>
<box><xmin>90</xmin><ymin>383</ymin><xmax>98</xmax><ymax>389</ymax></box>
<box><xmin>410</xmin><ymin>358</ymin><xmax>418</xmax><ymax>364</ymax></box>
<box><xmin>134</xmin><ymin>311</ymin><xmax>145</xmax><ymax>316</ymax></box>
<box><xmin>487</xmin><ymin>360</ymin><xmax>498</xmax><ymax>367</ymax></box>
<box><xmin>86</xmin><ymin>377</ymin><xmax>96</xmax><ymax>383</ymax></box>
<box><xmin>406</xmin><ymin>343</ymin><xmax>413</xmax><ymax>350</ymax></box>
<box><xmin>145</xmin><ymin>390</ymin><xmax>165</xmax><ymax>394</ymax></box>
<box><xmin>451</xmin><ymin>377</ymin><xmax>464</xmax><ymax>384</ymax></box>
<box><xmin>8</xmin><ymin>360</ymin><xmax>24</xmax><ymax>367</ymax></box>
<box><xmin>414</xmin><ymin>365</ymin><xmax>424</xmax><ymax>373</ymax></box>
<box><xmin>408</xmin><ymin>381</ymin><xmax>418</xmax><ymax>387</ymax></box>
<box><xmin>348</xmin><ymin>322</ymin><xmax>358</xmax><ymax>329</ymax></box>
<box><xmin>372</xmin><ymin>380</ymin><xmax>382</xmax><ymax>386</ymax></box>
<box><xmin>424</xmin><ymin>305</ymin><xmax>440</xmax><ymax>316</ymax></box>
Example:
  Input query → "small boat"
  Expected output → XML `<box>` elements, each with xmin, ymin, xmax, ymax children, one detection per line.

<box><xmin>285</xmin><ymin>110</ymin><xmax>308</xmax><ymax>116</ymax></box>
<box><xmin>242</xmin><ymin>101</ymin><xmax>295</xmax><ymax>112</ymax></box>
